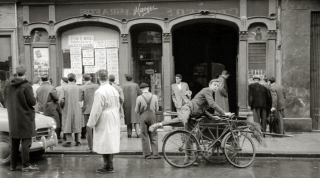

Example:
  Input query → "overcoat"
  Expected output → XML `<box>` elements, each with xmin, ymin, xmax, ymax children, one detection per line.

<box><xmin>87</xmin><ymin>82</ymin><xmax>120</xmax><ymax>154</ymax></box>
<box><xmin>121</xmin><ymin>81</ymin><xmax>141</xmax><ymax>124</ymax></box>
<box><xmin>248</xmin><ymin>82</ymin><xmax>272</xmax><ymax>109</ymax></box>
<box><xmin>80</xmin><ymin>81</ymin><xmax>99</xmax><ymax>115</ymax></box>
<box><xmin>60</xmin><ymin>82</ymin><xmax>82</xmax><ymax>133</ymax></box>
<box><xmin>111</xmin><ymin>82</ymin><xmax>125</xmax><ymax>118</ymax></box>
<box><xmin>270</xmin><ymin>83</ymin><xmax>286</xmax><ymax>110</ymax></box>
<box><xmin>171</xmin><ymin>82</ymin><xmax>191</xmax><ymax>109</ymax></box>
<box><xmin>4</xmin><ymin>78</ymin><xmax>36</xmax><ymax>138</ymax></box>
<box><xmin>36</xmin><ymin>82</ymin><xmax>60</xmax><ymax>127</ymax></box>
<box><xmin>215</xmin><ymin>75</ymin><xmax>229</xmax><ymax>112</ymax></box>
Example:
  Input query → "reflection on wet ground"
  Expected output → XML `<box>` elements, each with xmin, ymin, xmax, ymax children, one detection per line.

<box><xmin>1</xmin><ymin>155</ymin><xmax>320</xmax><ymax>178</ymax></box>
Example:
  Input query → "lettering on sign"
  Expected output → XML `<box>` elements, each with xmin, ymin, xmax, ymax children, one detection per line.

<box><xmin>133</xmin><ymin>3</ymin><xmax>158</xmax><ymax>17</ymax></box>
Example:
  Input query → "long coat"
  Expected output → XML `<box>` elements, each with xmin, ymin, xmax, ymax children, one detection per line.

<box><xmin>87</xmin><ymin>82</ymin><xmax>120</xmax><ymax>154</ymax></box>
<box><xmin>215</xmin><ymin>75</ymin><xmax>229</xmax><ymax>112</ymax></box>
<box><xmin>60</xmin><ymin>82</ymin><xmax>82</xmax><ymax>133</ymax></box>
<box><xmin>4</xmin><ymin>78</ymin><xmax>36</xmax><ymax>138</ymax></box>
<box><xmin>111</xmin><ymin>82</ymin><xmax>125</xmax><ymax>118</ymax></box>
<box><xmin>171</xmin><ymin>82</ymin><xmax>191</xmax><ymax>109</ymax></box>
<box><xmin>36</xmin><ymin>82</ymin><xmax>60</xmax><ymax>127</ymax></box>
<box><xmin>270</xmin><ymin>83</ymin><xmax>286</xmax><ymax>110</ymax></box>
<box><xmin>121</xmin><ymin>81</ymin><xmax>141</xmax><ymax>124</ymax></box>
<box><xmin>80</xmin><ymin>81</ymin><xmax>99</xmax><ymax>115</ymax></box>
<box><xmin>248</xmin><ymin>82</ymin><xmax>272</xmax><ymax>109</ymax></box>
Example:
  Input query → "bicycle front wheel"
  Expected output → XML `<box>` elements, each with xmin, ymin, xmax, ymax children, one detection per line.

<box><xmin>223</xmin><ymin>132</ymin><xmax>256</xmax><ymax>168</ymax></box>
<box><xmin>162</xmin><ymin>130</ymin><xmax>200</xmax><ymax>168</ymax></box>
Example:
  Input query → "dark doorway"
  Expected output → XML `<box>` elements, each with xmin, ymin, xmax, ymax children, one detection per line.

<box><xmin>172</xmin><ymin>22</ymin><xmax>239</xmax><ymax>113</ymax></box>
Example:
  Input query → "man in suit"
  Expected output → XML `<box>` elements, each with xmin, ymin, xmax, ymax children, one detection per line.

<box><xmin>171</xmin><ymin>74</ymin><xmax>191</xmax><ymax>113</ymax></box>
<box><xmin>121</xmin><ymin>74</ymin><xmax>142</xmax><ymax>138</ymax></box>
<box><xmin>80</xmin><ymin>73</ymin><xmax>99</xmax><ymax>151</ymax></box>
<box><xmin>36</xmin><ymin>74</ymin><xmax>61</xmax><ymax>141</ymax></box>
<box><xmin>268</xmin><ymin>77</ymin><xmax>286</xmax><ymax>134</ymax></box>
<box><xmin>248</xmin><ymin>75</ymin><xmax>272</xmax><ymax>132</ymax></box>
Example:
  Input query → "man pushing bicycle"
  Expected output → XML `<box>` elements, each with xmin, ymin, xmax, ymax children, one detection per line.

<box><xmin>149</xmin><ymin>79</ymin><xmax>232</xmax><ymax>165</ymax></box>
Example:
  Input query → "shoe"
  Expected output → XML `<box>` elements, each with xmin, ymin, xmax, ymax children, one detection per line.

<box><xmin>149</xmin><ymin>123</ymin><xmax>162</xmax><ymax>132</ymax></box>
<box><xmin>106</xmin><ymin>163</ymin><xmax>114</xmax><ymax>173</ymax></box>
<box><xmin>128</xmin><ymin>134</ymin><xmax>132</xmax><ymax>138</ymax></box>
<box><xmin>75</xmin><ymin>142</ymin><xmax>81</xmax><ymax>146</ymax></box>
<box><xmin>96</xmin><ymin>168</ymin><xmax>108</xmax><ymax>174</ymax></box>
<box><xmin>145</xmin><ymin>155</ymin><xmax>152</xmax><ymax>159</ymax></box>
<box><xmin>137</xmin><ymin>135</ymin><xmax>140</xmax><ymax>138</ymax></box>
<box><xmin>183</xmin><ymin>157</ymin><xmax>198</xmax><ymax>166</ymax></box>
<box><xmin>22</xmin><ymin>165</ymin><xmax>40</xmax><ymax>172</ymax></box>
<box><xmin>62</xmin><ymin>142</ymin><xmax>71</xmax><ymax>147</ymax></box>
<box><xmin>10</xmin><ymin>167</ymin><xmax>21</xmax><ymax>171</ymax></box>
<box><xmin>152</xmin><ymin>155</ymin><xmax>162</xmax><ymax>159</ymax></box>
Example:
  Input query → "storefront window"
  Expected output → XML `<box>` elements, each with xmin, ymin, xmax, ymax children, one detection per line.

<box><xmin>248</xmin><ymin>43</ymin><xmax>266</xmax><ymax>83</ymax></box>
<box><xmin>132</xmin><ymin>28</ymin><xmax>162</xmax><ymax>111</ymax></box>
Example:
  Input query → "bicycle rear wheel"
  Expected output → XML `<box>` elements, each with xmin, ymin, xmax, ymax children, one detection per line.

<box><xmin>162</xmin><ymin>130</ymin><xmax>199</xmax><ymax>168</ymax></box>
<box><xmin>201</xmin><ymin>139</ymin><xmax>227</xmax><ymax>163</ymax></box>
<box><xmin>223</xmin><ymin>132</ymin><xmax>256</xmax><ymax>168</ymax></box>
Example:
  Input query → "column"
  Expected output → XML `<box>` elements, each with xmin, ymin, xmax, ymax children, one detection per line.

<box><xmin>24</xmin><ymin>36</ymin><xmax>32</xmax><ymax>81</ymax></box>
<box><xmin>267</xmin><ymin>31</ymin><xmax>277</xmax><ymax>78</ymax></box>
<box><xmin>119</xmin><ymin>34</ymin><xmax>129</xmax><ymax>85</ymax></box>
<box><xmin>238</xmin><ymin>31</ymin><xmax>248</xmax><ymax>113</ymax></box>
<box><xmin>162</xmin><ymin>33</ymin><xmax>172</xmax><ymax>111</ymax></box>
<box><xmin>49</xmin><ymin>36</ymin><xmax>57</xmax><ymax>86</ymax></box>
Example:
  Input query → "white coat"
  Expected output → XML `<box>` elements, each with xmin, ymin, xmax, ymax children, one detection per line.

<box><xmin>87</xmin><ymin>82</ymin><xmax>120</xmax><ymax>154</ymax></box>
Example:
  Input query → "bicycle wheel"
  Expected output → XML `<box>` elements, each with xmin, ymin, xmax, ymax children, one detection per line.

<box><xmin>201</xmin><ymin>139</ymin><xmax>227</xmax><ymax>163</ymax></box>
<box><xmin>223</xmin><ymin>132</ymin><xmax>256</xmax><ymax>168</ymax></box>
<box><xmin>162</xmin><ymin>130</ymin><xmax>200</xmax><ymax>168</ymax></box>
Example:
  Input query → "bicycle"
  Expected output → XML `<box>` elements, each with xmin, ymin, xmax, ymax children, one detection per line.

<box><xmin>162</xmin><ymin>113</ymin><xmax>263</xmax><ymax>168</ymax></box>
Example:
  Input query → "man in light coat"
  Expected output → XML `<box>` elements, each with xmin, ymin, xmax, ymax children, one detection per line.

<box><xmin>60</xmin><ymin>73</ymin><xmax>82</xmax><ymax>147</ymax></box>
<box><xmin>56</xmin><ymin>77</ymin><xmax>68</xmax><ymax>141</ymax></box>
<box><xmin>215</xmin><ymin>70</ymin><xmax>230</xmax><ymax>113</ymax></box>
<box><xmin>171</xmin><ymin>74</ymin><xmax>191</xmax><ymax>113</ymax></box>
<box><xmin>36</xmin><ymin>74</ymin><xmax>61</xmax><ymax>140</ymax></box>
<box><xmin>121</xmin><ymin>74</ymin><xmax>142</xmax><ymax>138</ymax></box>
<box><xmin>268</xmin><ymin>77</ymin><xmax>286</xmax><ymax>134</ymax></box>
<box><xmin>87</xmin><ymin>69</ymin><xmax>120</xmax><ymax>174</ymax></box>
<box><xmin>4</xmin><ymin>65</ymin><xmax>39</xmax><ymax>172</ymax></box>
<box><xmin>80</xmin><ymin>73</ymin><xmax>99</xmax><ymax>151</ymax></box>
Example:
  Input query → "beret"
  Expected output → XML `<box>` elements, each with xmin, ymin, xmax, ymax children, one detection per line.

<box><xmin>139</xmin><ymin>83</ymin><xmax>149</xmax><ymax>89</ymax></box>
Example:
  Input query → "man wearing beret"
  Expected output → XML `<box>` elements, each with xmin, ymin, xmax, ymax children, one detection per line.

<box><xmin>149</xmin><ymin>79</ymin><xmax>232</xmax><ymax>165</ymax></box>
<box><xmin>135</xmin><ymin>83</ymin><xmax>161</xmax><ymax>159</ymax></box>
<box><xmin>60</xmin><ymin>73</ymin><xmax>82</xmax><ymax>147</ymax></box>
<box><xmin>4</xmin><ymin>65</ymin><xmax>40</xmax><ymax>172</ymax></box>
<box><xmin>248</xmin><ymin>75</ymin><xmax>272</xmax><ymax>132</ymax></box>
<box><xmin>121</xmin><ymin>74</ymin><xmax>142</xmax><ymax>138</ymax></box>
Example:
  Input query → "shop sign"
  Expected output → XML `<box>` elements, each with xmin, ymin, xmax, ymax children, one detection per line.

<box><xmin>69</xmin><ymin>36</ymin><xmax>94</xmax><ymax>47</ymax></box>
<box><xmin>145</xmin><ymin>69</ymin><xmax>154</xmax><ymax>75</ymax></box>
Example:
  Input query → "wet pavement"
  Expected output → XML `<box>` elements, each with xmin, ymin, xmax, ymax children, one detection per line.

<box><xmin>1</xmin><ymin>155</ymin><xmax>320</xmax><ymax>178</ymax></box>
<box><xmin>48</xmin><ymin>131</ymin><xmax>320</xmax><ymax>157</ymax></box>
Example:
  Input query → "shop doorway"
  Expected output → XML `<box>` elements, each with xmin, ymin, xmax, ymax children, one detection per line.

<box><xmin>172</xmin><ymin>21</ymin><xmax>239</xmax><ymax>113</ymax></box>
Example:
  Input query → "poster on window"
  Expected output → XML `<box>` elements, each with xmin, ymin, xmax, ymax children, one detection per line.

<box><xmin>85</xmin><ymin>66</ymin><xmax>96</xmax><ymax>74</ymax></box>
<box><xmin>33</xmin><ymin>48</ymin><xmax>49</xmax><ymax>68</ymax></box>
<box><xmin>107</xmin><ymin>48</ymin><xmax>119</xmax><ymax>84</ymax></box>
<box><xmin>106</xmin><ymin>39</ymin><xmax>118</xmax><ymax>48</ymax></box>
<box><xmin>82</xmin><ymin>49</ymin><xmax>94</xmax><ymax>58</ymax></box>
<box><xmin>34</xmin><ymin>68</ymin><xmax>49</xmax><ymax>78</ymax></box>
<box><xmin>70</xmin><ymin>46</ymin><xmax>82</xmax><ymax>55</ymax></box>
<box><xmin>94</xmin><ymin>41</ymin><xmax>106</xmax><ymax>48</ymax></box>
<box><xmin>83</xmin><ymin>58</ymin><xmax>94</xmax><ymax>66</ymax></box>
<box><xmin>70</xmin><ymin>55</ymin><xmax>82</xmax><ymax>70</ymax></box>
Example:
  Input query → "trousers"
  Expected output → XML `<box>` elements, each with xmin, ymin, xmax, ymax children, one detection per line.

<box><xmin>127</xmin><ymin>123</ymin><xmax>140</xmax><ymax>136</ymax></box>
<box><xmin>11</xmin><ymin>138</ymin><xmax>31</xmax><ymax>168</ymax></box>
<box><xmin>252</xmin><ymin>107</ymin><xmax>267</xmax><ymax>132</ymax></box>
<box><xmin>139</xmin><ymin>112</ymin><xmax>158</xmax><ymax>156</ymax></box>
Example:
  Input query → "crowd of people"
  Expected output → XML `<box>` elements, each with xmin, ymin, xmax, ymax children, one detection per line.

<box><xmin>3</xmin><ymin>65</ymin><xmax>286</xmax><ymax>173</ymax></box>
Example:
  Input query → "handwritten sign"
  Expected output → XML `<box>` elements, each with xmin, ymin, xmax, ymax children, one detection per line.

<box><xmin>105</xmin><ymin>39</ymin><xmax>118</xmax><ymax>48</ymax></box>
<box><xmin>70</xmin><ymin>55</ymin><xmax>82</xmax><ymax>70</ymax></box>
<box><xmin>94</xmin><ymin>40</ymin><xmax>106</xmax><ymax>48</ymax></box>
<box><xmin>69</xmin><ymin>35</ymin><xmax>94</xmax><ymax>47</ymax></box>
<box><xmin>83</xmin><ymin>58</ymin><xmax>94</xmax><ymax>66</ymax></box>
<box><xmin>85</xmin><ymin>66</ymin><xmax>96</xmax><ymax>73</ymax></box>
<box><xmin>82</xmin><ymin>49</ymin><xmax>94</xmax><ymax>58</ymax></box>
<box><xmin>70</xmin><ymin>46</ymin><xmax>82</xmax><ymax>55</ymax></box>
<box><xmin>107</xmin><ymin>48</ymin><xmax>119</xmax><ymax>83</ymax></box>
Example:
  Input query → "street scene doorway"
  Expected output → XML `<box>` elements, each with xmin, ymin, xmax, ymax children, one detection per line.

<box><xmin>172</xmin><ymin>21</ymin><xmax>239</xmax><ymax>113</ymax></box>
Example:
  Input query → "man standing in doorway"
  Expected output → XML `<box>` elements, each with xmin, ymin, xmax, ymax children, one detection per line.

<box><xmin>248</xmin><ymin>75</ymin><xmax>272</xmax><ymax>132</ymax></box>
<box><xmin>60</xmin><ymin>73</ymin><xmax>82</xmax><ymax>147</ymax></box>
<box><xmin>171</xmin><ymin>74</ymin><xmax>191</xmax><ymax>113</ymax></box>
<box><xmin>87</xmin><ymin>70</ymin><xmax>121</xmax><ymax>174</ymax></box>
<box><xmin>215</xmin><ymin>70</ymin><xmax>230</xmax><ymax>113</ymax></box>
<box><xmin>268</xmin><ymin>77</ymin><xmax>286</xmax><ymax>134</ymax></box>
<box><xmin>121</xmin><ymin>74</ymin><xmax>142</xmax><ymax>138</ymax></box>
<box><xmin>80</xmin><ymin>73</ymin><xmax>99</xmax><ymax>151</ymax></box>
<box><xmin>4</xmin><ymin>65</ymin><xmax>39</xmax><ymax>172</ymax></box>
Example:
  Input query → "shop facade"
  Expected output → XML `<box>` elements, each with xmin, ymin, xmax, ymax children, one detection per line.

<box><xmin>17</xmin><ymin>0</ymin><xmax>278</xmax><ymax>122</ymax></box>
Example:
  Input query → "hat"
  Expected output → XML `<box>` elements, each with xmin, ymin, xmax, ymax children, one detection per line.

<box><xmin>83</xmin><ymin>73</ymin><xmax>91</xmax><ymax>81</ymax></box>
<box><xmin>252</xmin><ymin>75</ymin><xmax>260</xmax><ymax>81</ymax></box>
<box><xmin>16</xmin><ymin>65</ymin><xmax>27</xmax><ymax>76</ymax></box>
<box><xmin>109</xmin><ymin>74</ymin><xmax>115</xmax><ymax>81</ymax></box>
<box><xmin>98</xmin><ymin>69</ymin><xmax>108</xmax><ymax>80</ymax></box>
<box><xmin>67</xmin><ymin>73</ymin><xmax>76</xmax><ymax>81</ymax></box>
<box><xmin>125</xmin><ymin>74</ymin><xmax>133</xmax><ymax>81</ymax></box>
<box><xmin>139</xmin><ymin>83</ymin><xmax>149</xmax><ymax>89</ymax></box>
<box><xmin>61</xmin><ymin>77</ymin><xmax>68</xmax><ymax>83</ymax></box>
<box><xmin>175</xmin><ymin>74</ymin><xmax>182</xmax><ymax>79</ymax></box>
<box><xmin>41</xmin><ymin>74</ymin><xmax>49</xmax><ymax>81</ymax></box>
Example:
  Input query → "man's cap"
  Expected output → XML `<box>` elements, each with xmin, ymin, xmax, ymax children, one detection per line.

<box><xmin>98</xmin><ymin>69</ymin><xmax>108</xmax><ymax>78</ymax></box>
<box><xmin>83</xmin><ymin>73</ymin><xmax>91</xmax><ymax>81</ymax></box>
<box><xmin>41</xmin><ymin>74</ymin><xmax>49</xmax><ymax>80</ymax></box>
<box><xmin>109</xmin><ymin>74</ymin><xmax>115</xmax><ymax>81</ymax></box>
<box><xmin>67</xmin><ymin>73</ymin><xmax>76</xmax><ymax>80</ymax></box>
<box><xmin>125</xmin><ymin>74</ymin><xmax>133</xmax><ymax>80</ymax></box>
<box><xmin>252</xmin><ymin>75</ymin><xmax>261</xmax><ymax>81</ymax></box>
<box><xmin>175</xmin><ymin>74</ymin><xmax>182</xmax><ymax>79</ymax></box>
<box><xmin>139</xmin><ymin>83</ymin><xmax>149</xmax><ymax>89</ymax></box>
<box><xmin>61</xmin><ymin>77</ymin><xmax>68</xmax><ymax>83</ymax></box>
<box><xmin>16</xmin><ymin>65</ymin><xmax>27</xmax><ymax>76</ymax></box>
<box><xmin>222</xmin><ymin>70</ymin><xmax>230</xmax><ymax>76</ymax></box>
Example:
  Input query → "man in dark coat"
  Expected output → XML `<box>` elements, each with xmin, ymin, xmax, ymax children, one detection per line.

<box><xmin>121</xmin><ymin>74</ymin><xmax>142</xmax><ymax>138</ymax></box>
<box><xmin>36</xmin><ymin>74</ymin><xmax>61</xmax><ymax>140</ymax></box>
<box><xmin>248</xmin><ymin>75</ymin><xmax>272</xmax><ymax>132</ymax></box>
<box><xmin>268</xmin><ymin>77</ymin><xmax>286</xmax><ymax>134</ymax></box>
<box><xmin>80</xmin><ymin>73</ymin><xmax>99</xmax><ymax>151</ymax></box>
<box><xmin>4</xmin><ymin>65</ymin><xmax>39</xmax><ymax>172</ymax></box>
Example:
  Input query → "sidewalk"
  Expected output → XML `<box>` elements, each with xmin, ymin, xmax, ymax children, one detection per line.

<box><xmin>46</xmin><ymin>131</ymin><xmax>320</xmax><ymax>158</ymax></box>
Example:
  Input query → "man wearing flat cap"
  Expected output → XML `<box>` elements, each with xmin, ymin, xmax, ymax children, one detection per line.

<box><xmin>121</xmin><ymin>74</ymin><xmax>142</xmax><ymax>138</ymax></box>
<box><xmin>80</xmin><ymin>73</ymin><xmax>99</xmax><ymax>151</ymax></box>
<box><xmin>135</xmin><ymin>83</ymin><xmax>160</xmax><ymax>159</ymax></box>
<box><xmin>248</xmin><ymin>75</ymin><xmax>272</xmax><ymax>132</ymax></box>
<box><xmin>4</xmin><ymin>65</ymin><xmax>40</xmax><ymax>171</ymax></box>
<box><xmin>60</xmin><ymin>73</ymin><xmax>82</xmax><ymax>147</ymax></box>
